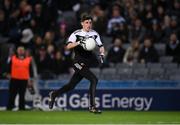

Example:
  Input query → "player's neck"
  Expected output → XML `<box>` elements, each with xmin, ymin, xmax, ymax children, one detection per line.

<box><xmin>82</xmin><ymin>28</ymin><xmax>90</xmax><ymax>32</ymax></box>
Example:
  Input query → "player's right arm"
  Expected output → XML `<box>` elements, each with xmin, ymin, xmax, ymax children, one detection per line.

<box><xmin>66</xmin><ymin>42</ymin><xmax>80</xmax><ymax>50</ymax></box>
<box><xmin>66</xmin><ymin>32</ymin><xmax>80</xmax><ymax>50</ymax></box>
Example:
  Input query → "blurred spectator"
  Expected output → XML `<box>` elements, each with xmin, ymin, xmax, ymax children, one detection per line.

<box><xmin>139</xmin><ymin>37</ymin><xmax>159</xmax><ymax>63</ymax></box>
<box><xmin>107</xmin><ymin>4</ymin><xmax>126</xmax><ymax>36</ymax></box>
<box><xmin>123</xmin><ymin>0</ymin><xmax>138</xmax><ymax>25</ymax></box>
<box><xmin>44</xmin><ymin>31</ymin><xmax>55</xmax><ymax>45</ymax></box>
<box><xmin>155</xmin><ymin>5</ymin><xmax>165</xmax><ymax>24</ymax></box>
<box><xmin>8</xmin><ymin>9</ymin><xmax>21</xmax><ymax>43</ymax></box>
<box><xmin>123</xmin><ymin>38</ymin><xmax>140</xmax><ymax>65</ymax></box>
<box><xmin>0</xmin><ymin>9</ymin><xmax>9</xmax><ymax>37</ymax></box>
<box><xmin>165</xmin><ymin>33</ymin><xmax>180</xmax><ymax>63</ymax></box>
<box><xmin>170</xmin><ymin>16</ymin><xmax>180</xmax><ymax>37</ymax></box>
<box><xmin>129</xmin><ymin>18</ymin><xmax>146</xmax><ymax>43</ymax></box>
<box><xmin>168</xmin><ymin>0</ymin><xmax>180</xmax><ymax>18</ymax></box>
<box><xmin>115</xmin><ymin>23</ymin><xmax>129</xmax><ymax>42</ymax></box>
<box><xmin>162</xmin><ymin>15</ymin><xmax>180</xmax><ymax>42</ymax></box>
<box><xmin>31</xmin><ymin>3</ymin><xmax>45</xmax><ymax>35</ymax></box>
<box><xmin>61</xmin><ymin>46</ymin><xmax>73</xmax><ymax>67</ymax></box>
<box><xmin>1</xmin><ymin>0</ymin><xmax>16</xmax><ymax>20</ymax></box>
<box><xmin>32</xmin><ymin>35</ymin><xmax>44</xmax><ymax>55</ymax></box>
<box><xmin>161</xmin><ymin>15</ymin><xmax>175</xmax><ymax>42</ymax></box>
<box><xmin>52</xmin><ymin>51</ymin><xmax>69</xmax><ymax>75</ymax></box>
<box><xmin>146</xmin><ymin>19</ymin><xmax>163</xmax><ymax>43</ymax></box>
<box><xmin>34</xmin><ymin>45</ymin><xmax>54</xmax><ymax>79</ymax></box>
<box><xmin>18</xmin><ymin>1</ymin><xmax>33</xmax><ymax>29</ymax></box>
<box><xmin>143</xmin><ymin>4</ymin><xmax>154</xmax><ymax>28</ymax></box>
<box><xmin>106</xmin><ymin>37</ymin><xmax>125</xmax><ymax>64</ymax></box>
<box><xmin>91</xmin><ymin>4</ymin><xmax>107</xmax><ymax>35</ymax></box>
<box><xmin>47</xmin><ymin>44</ymin><xmax>55</xmax><ymax>59</ymax></box>
<box><xmin>54</xmin><ymin>22</ymin><xmax>67</xmax><ymax>47</ymax></box>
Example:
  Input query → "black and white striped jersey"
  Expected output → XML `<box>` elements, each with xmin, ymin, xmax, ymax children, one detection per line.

<box><xmin>67</xmin><ymin>29</ymin><xmax>103</xmax><ymax>65</ymax></box>
<box><xmin>68</xmin><ymin>29</ymin><xmax>103</xmax><ymax>47</ymax></box>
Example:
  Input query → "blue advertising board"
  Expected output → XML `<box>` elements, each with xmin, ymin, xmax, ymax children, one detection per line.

<box><xmin>1</xmin><ymin>89</ymin><xmax>180</xmax><ymax>111</ymax></box>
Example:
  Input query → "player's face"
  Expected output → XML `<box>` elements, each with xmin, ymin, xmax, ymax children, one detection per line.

<box><xmin>81</xmin><ymin>19</ymin><xmax>92</xmax><ymax>32</ymax></box>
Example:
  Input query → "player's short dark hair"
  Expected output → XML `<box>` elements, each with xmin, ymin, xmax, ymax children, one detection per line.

<box><xmin>81</xmin><ymin>13</ymin><xmax>93</xmax><ymax>22</ymax></box>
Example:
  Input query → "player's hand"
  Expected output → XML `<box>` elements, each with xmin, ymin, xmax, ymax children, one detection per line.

<box><xmin>99</xmin><ymin>54</ymin><xmax>105</xmax><ymax>64</ymax></box>
<box><xmin>99</xmin><ymin>46</ymin><xmax>105</xmax><ymax>55</ymax></box>
<box><xmin>77</xmin><ymin>38</ymin><xmax>86</xmax><ymax>46</ymax></box>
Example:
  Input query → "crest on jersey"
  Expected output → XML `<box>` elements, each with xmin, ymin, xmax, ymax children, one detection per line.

<box><xmin>79</xmin><ymin>36</ymin><xmax>86</xmax><ymax>41</ymax></box>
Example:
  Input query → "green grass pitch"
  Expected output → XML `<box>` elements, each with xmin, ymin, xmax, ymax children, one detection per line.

<box><xmin>0</xmin><ymin>111</ymin><xmax>180</xmax><ymax>124</ymax></box>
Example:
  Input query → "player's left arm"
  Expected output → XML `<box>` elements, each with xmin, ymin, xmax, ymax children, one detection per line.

<box><xmin>95</xmin><ymin>32</ymin><xmax>105</xmax><ymax>63</ymax></box>
<box><xmin>95</xmin><ymin>32</ymin><xmax>105</xmax><ymax>55</ymax></box>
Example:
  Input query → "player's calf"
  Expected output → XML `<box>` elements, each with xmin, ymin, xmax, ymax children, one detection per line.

<box><xmin>48</xmin><ymin>91</ymin><xmax>56</xmax><ymax>109</ymax></box>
